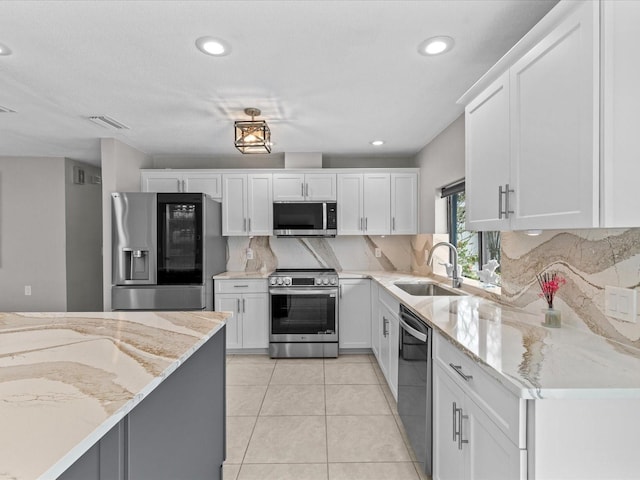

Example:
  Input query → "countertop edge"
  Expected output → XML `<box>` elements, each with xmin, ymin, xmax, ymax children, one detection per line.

<box><xmin>40</xmin><ymin>320</ymin><xmax>226</xmax><ymax>480</ymax></box>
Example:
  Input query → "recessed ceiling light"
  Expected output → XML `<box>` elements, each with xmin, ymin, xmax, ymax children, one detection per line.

<box><xmin>418</xmin><ymin>36</ymin><xmax>454</xmax><ymax>56</ymax></box>
<box><xmin>371</xmin><ymin>140</ymin><xmax>385</xmax><ymax>146</ymax></box>
<box><xmin>0</xmin><ymin>43</ymin><xmax>12</xmax><ymax>56</ymax></box>
<box><xmin>195</xmin><ymin>37</ymin><xmax>231</xmax><ymax>56</ymax></box>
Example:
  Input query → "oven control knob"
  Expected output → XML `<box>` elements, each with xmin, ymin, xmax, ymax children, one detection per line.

<box><xmin>277</xmin><ymin>277</ymin><xmax>283</xmax><ymax>285</ymax></box>
<box><xmin>322</xmin><ymin>278</ymin><xmax>329</xmax><ymax>285</ymax></box>
<box><xmin>316</xmin><ymin>278</ymin><xmax>322</xmax><ymax>285</ymax></box>
<box><xmin>269</xmin><ymin>277</ymin><xmax>276</xmax><ymax>285</ymax></box>
<box><xmin>329</xmin><ymin>278</ymin><xmax>337</xmax><ymax>285</ymax></box>
<box><xmin>284</xmin><ymin>277</ymin><xmax>291</xmax><ymax>286</ymax></box>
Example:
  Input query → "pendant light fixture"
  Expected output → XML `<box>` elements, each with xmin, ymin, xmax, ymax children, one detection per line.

<box><xmin>234</xmin><ymin>108</ymin><xmax>271</xmax><ymax>154</ymax></box>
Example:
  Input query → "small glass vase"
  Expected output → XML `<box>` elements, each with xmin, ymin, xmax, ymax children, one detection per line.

<box><xmin>542</xmin><ymin>307</ymin><xmax>561</xmax><ymax>328</ymax></box>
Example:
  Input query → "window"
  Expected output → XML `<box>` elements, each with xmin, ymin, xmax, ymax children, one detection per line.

<box><xmin>442</xmin><ymin>181</ymin><xmax>500</xmax><ymax>283</ymax></box>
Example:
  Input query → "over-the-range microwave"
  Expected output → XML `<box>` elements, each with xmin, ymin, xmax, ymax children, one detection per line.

<box><xmin>273</xmin><ymin>201</ymin><xmax>337</xmax><ymax>237</ymax></box>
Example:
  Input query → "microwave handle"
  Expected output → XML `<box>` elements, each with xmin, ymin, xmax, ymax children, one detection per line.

<box><xmin>323</xmin><ymin>202</ymin><xmax>327</xmax><ymax>230</ymax></box>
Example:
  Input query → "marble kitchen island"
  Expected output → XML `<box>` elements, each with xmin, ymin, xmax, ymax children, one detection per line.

<box><xmin>0</xmin><ymin>311</ymin><xmax>229</xmax><ymax>480</ymax></box>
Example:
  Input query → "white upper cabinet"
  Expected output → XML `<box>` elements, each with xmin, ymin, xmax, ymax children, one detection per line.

<box><xmin>141</xmin><ymin>170</ymin><xmax>222</xmax><ymax>199</ymax></box>
<box><xmin>601</xmin><ymin>0</ymin><xmax>640</xmax><ymax>227</ymax></box>
<box><xmin>390</xmin><ymin>173</ymin><xmax>418</xmax><ymax>234</ymax></box>
<box><xmin>337</xmin><ymin>174</ymin><xmax>365</xmax><ymax>235</ymax></box>
<box><xmin>247</xmin><ymin>174</ymin><xmax>273</xmax><ymax>235</ymax></box>
<box><xmin>465</xmin><ymin>72</ymin><xmax>511</xmax><ymax>231</ymax></box>
<box><xmin>182</xmin><ymin>173</ymin><xmax>222</xmax><ymax>199</ymax></box>
<box><xmin>273</xmin><ymin>172</ymin><xmax>336</xmax><ymax>201</ymax></box>
<box><xmin>509</xmin><ymin>0</ymin><xmax>598</xmax><ymax>230</ymax></box>
<box><xmin>222</xmin><ymin>173</ymin><xmax>272</xmax><ymax>236</ymax></box>
<box><xmin>141</xmin><ymin>171</ymin><xmax>181</xmax><ymax>193</ymax></box>
<box><xmin>463</xmin><ymin>0</ymin><xmax>600</xmax><ymax>231</ymax></box>
<box><xmin>337</xmin><ymin>173</ymin><xmax>391</xmax><ymax>235</ymax></box>
<box><xmin>363</xmin><ymin>173</ymin><xmax>391</xmax><ymax>235</ymax></box>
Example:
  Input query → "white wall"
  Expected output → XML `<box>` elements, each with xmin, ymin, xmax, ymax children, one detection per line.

<box><xmin>101</xmin><ymin>138</ymin><xmax>153</xmax><ymax>310</ymax></box>
<box><xmin>415</xmin><ymin>114</ymin><xmax>465</xmax><ymax>233</ymax></box>
<box><xmin>0</xmin><ymin>157</ymin><xmax>67</xmax><ymax>311</ymax></box>
<box><xmin>65</xmin><ymin>159</ymin><xmax>103</xmax><ymax>311</ymax></box>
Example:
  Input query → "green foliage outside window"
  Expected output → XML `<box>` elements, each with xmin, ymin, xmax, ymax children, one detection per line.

<box><xmin>454</xmin><ymin>193</ymin><xmax>480</xmax><ymax>280</ymax></box>
<box><xmin>449</xmin><ymin>191</ymin><xmax>501</xmax><ymax>283</ymax></box>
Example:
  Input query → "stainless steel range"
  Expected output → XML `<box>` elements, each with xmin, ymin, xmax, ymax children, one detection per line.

<box><xmin>268</xmin><ymin>268</ymin><xmax>339</xmax><ymax>358</ymax></box>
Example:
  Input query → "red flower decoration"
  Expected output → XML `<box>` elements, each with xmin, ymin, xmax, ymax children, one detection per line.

<box><xmin>536</xmin><ymin>272</ymin><xmax>566</xmax><ymax>309</ymax></box>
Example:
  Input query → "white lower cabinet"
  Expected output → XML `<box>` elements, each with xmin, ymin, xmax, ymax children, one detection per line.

<box><xmin>376</xmin><ymin>289</ymin><xmax>399</xmax><ymax>399</ymax></box>
<box><xmin>213</xmin><ymin>279</ymin><xmax>268</xmax><ymax>350</ymax></box>
<box><xmin>370</xmin><ymin>281</ymin><xmax>380</xmax><ymax>360</ymax></box>
<box><xmin>338</xmin><ymin>279</ymin><xmax>371</xmax><ymax>350</ymax></box>
<box><xmin>433</xmin><ymin>332</ymin><xmax>526</xmax><ymax>480</ymax></box>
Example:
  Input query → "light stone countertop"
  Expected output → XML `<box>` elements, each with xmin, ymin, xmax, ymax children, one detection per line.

<box><xmin>218</xmin><ymin>269</ymin><xmax>640</xmax><ymax>400</ymax></box>
<box><xmin>359</xmin><ymin>271</ymin><xmax>640</xmax><ymax>400</ymax></box>
<box><xmin>0</xmin><ymin>310</ymin><xmax>229</xmax><ymax>480</ymax></box>
<box><xmin>213</xmin><ymin>270</ymin><xmax>272</xmax><ymax>279</ymax></box>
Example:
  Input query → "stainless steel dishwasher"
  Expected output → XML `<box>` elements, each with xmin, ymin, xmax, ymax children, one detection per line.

<box><xmin>398</xmin><ymin>304</ymin><xmax>432</xmax><ymax>477</ymax></box>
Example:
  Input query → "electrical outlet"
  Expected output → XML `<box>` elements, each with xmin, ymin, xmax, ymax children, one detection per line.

<box><xmin>605</xmin><ymin>285</ymin><xmax>637</xmax><ymax>323</ymax></box>
<box><xmin>375</xmin><ymin>248</ymin><xmax>381</xmax><ymax>258</ymax></box>
<box><xmin>246</xmin><ymin>248</ymin><xmax>254</xmax><ymax>260</ymax></box>
<box><xmin>24</xmin><ymin>285</ymin><xmax>31</xmax><ymax>296</ymax></box>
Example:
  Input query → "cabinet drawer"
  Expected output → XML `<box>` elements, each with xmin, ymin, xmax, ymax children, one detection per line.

<box><xmin>434</xmin><ymin>333</ymin><xmax>525</xmax><ymax>448</ymax></box>
<box><xmin>214</xmin><ymin>279</ymin><xmax>267</xmax><ymax>294</ymax></box>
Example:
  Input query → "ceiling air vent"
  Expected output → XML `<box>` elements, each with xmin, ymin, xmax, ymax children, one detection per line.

<box><xmin>0</xmin><ymin>105</ymin><xmax>16</xmax><ymax>113</ymax></box>
<box><xmin>88</xmin><ymin>115</ymin><xmax>130</xmax><ymax>130</ymax></box>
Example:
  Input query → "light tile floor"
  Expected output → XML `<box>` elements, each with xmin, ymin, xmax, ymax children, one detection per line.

<box><xmin>224</xmin><ymin>353</ymin><xmax>431</xmax><ymax>480</ymax></box>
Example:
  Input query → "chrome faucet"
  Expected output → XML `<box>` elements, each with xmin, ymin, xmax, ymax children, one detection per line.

<box><xmin>426</xmin><ymin>242</ymin><xmax>462</xmax><ymax>288</ymax></box>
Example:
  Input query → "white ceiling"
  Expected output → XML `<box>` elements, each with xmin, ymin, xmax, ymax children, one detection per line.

<box><xmin>0</xmin><ymin>0</ymin><xmax>558</xmax><ymax>167</ymax></box>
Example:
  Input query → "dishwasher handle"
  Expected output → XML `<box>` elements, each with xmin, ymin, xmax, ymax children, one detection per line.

<box><xmin>399</xmin><ymin>316</ymin><xmax>427</xmax><ymax>343</ymax></box>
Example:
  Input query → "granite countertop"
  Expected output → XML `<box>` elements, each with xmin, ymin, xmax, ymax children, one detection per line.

<box><xmin>0</xmin><ymin>310</ymin><xmax>229</xmax><ymax>480</ymax></box>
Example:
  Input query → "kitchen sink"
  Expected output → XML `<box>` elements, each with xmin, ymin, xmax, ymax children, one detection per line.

<box><xmin>393</xmin><ymin>281</ymin><xmax>466</xmax><ymax>297</ymax></box>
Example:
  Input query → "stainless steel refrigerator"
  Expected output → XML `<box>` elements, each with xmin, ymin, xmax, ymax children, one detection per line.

<box><xmin>111</xmin><ymin>192</ymin><xmax>227</xmax><ymax>311</ymax></box>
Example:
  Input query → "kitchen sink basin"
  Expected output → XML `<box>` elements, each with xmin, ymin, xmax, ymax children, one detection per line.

<box><xmin>393</xmin><ymin>281</ymin><xmax>466</xmax><ymax>297</ymax></box>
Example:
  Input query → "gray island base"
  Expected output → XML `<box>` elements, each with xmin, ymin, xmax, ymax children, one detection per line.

<box><xmin>60</xmin><ymin>328</ymin><xmax>226</xmax><ymax>480</ymax></box>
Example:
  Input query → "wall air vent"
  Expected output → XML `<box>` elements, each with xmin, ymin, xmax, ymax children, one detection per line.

<box><xmin>88</xmin><ymin>115</ymin><xmax>130</xmax><ymax>130</ymax></box>
<box><xmin>0</xmin><ymin>105</ymin><xmax>16</xmax><ymax>113</ymax></box>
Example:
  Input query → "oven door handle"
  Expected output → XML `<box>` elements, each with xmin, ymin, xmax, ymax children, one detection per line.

<box><xmin>269</xmin><ymin>288</ymin><xmax>338</xmax><ymax>296</ymax></box>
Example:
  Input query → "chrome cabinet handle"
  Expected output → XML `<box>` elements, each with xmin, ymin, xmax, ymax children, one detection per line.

<box><xmin>182</xmin><ymin>179</ymin><xmax>186</xmax><ymax>192</ymax></box>
<box><xmin>365</xmin><ymin>217</ymin><xmax>368</xmax><ymax>231</ymax></box>
<box><xmin>498</xmin><ymin>184</ymin><xmax>514</xmax><ymax>219</ymax></box>
<box><xmin>233</xmin><ymin>285</ymin><xmax>249</xmax><ymax>288</ymax></box>
<box><xmin>383</xmin><ymin>316</ymin><xmax>389</xmax><ymax>337</ymax></box>
<box><xmin>243</xmin><ymin>218</ymin><xmax>247</xmax><ymax>232</ymax></box>
<box><xmin>236</xmin><ymin>298</ymin><xmax>240</xmax><ymax>313</ymax></box>
<box><xmin>248</xmin><ymin>218</ymin><xmax>251</xmax><ymax>233</ymax></box>
<box><xmin>452</xmin><ymin>402</ymin><xmax>458</xmax><ymax>442</ymax></box>
<box><xmin>457</xmin><ymin>407</ymin><xmax>469</xmax><ymax>450</ymax></box>
<box><xmin>392</xmin><ymin>217</ymin><xmax>396</xmax><ymax>231</ymax></box>
<box><xmin>339</xmin><ymin>285</ymin><xmax>343</xmax><ymax>298</ymax></box>
<box><xmin>505</xmin><ymin>183</ymin><xmax>514</xmax><ymax>219</ymax></box>
<box><xmin>305</xmin><ymin>183</ymin><xmax>309</xmax><ymax>197</ymax></box>
<box><xmin>242</xmin><ymin>298</ymin><xmax>246</xmax><ymax>313</ymax></box>
<box><xmin>301</xmin><ymin>183</ymin><xmax>304</xmax><ymax>197</ymax></box>
<box><xmin>449</xmin><ymin>363</ymin><xmax>473</xmax><ymax>382</ymax></box>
